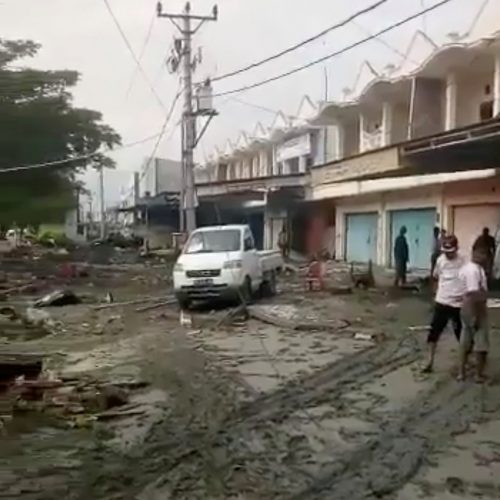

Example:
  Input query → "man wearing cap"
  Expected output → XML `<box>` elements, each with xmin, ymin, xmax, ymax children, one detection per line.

<box><xmin>422</xmin><ymin>234</ymin><xmax>465</xmax><ymax>373</ymax></box>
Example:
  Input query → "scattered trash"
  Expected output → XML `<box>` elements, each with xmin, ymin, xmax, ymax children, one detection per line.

<box><xmin>283</xmin><ymin>263</ymin><xmax>299</xmax><ymax>274</ymax></box>
<box><xmin>249</xmin><ymin>304</ymin><xmax>350</xmax><ymax>331</ymax></box>
<box><xmin>350</xmin><ymin>260</ymin><xmax>375</xmax><ymax>289</ymax></box>
<box><xmin>487</xmin><ymin>298</ymin><xmax>500</xmax><ymax>308</ymax></box>
<box><xmin>99</xmin><ymin>384</ymin><xmax>129</xmax><ymax>410</ymax></box>
<box><xmin>445</xmin><ymin>476</ymin><xmax>465</xmax><ymax>495</ymax></box>
<box><xmin>354</xmin><ymin>333</ymin><xmax>375</xmax><ymax>341</ymax></box>
<box><xmin>329</xmin><ymin>286</ymin><xmax>352</xmax><ymax>295</ymax></box>
<box><xmin>408</xmin><ymin>325</ymin><xmax>428</xmax><ymax>331</ymax></box>
<box><xmin>180</xmin><ymin>310</ymin><xmax>192</xmax><ymax>327</ymax></box>
<box><xmin>34</xmin><ymin>289</ymin><xmax>81</xmax><ymax>308</ymax></box>
<box><xmin>0</xmin><ymin>354</ymin><xmax>43</xmax><ymax>387</ymax></box>
<box><xmin>25</xmin><ymin>307</ymin><xmax>53</xmax><ymax>327</ymax></box>
<box><xmin>0</xmin><ymin>306</ymin><xmax>19</xmax><ymax>321</ymax></box>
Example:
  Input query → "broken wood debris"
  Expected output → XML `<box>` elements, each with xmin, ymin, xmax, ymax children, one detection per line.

<box><xmin>93</xmin><ymin>295</ymin><xmax>174</xmax><ymax>310</ymax></box>
<box><xmin>135</xmin><ymin>299</ymin><xmax>177</xmax><ymax>312</ymax></box>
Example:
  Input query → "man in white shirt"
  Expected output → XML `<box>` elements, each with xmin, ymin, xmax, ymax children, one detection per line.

<box><xmin>422</xmin><ymin>235</ymin><xmax>465</xmax><ymax>373</ymax></box>
<box><xmin>458</xmin><ymin>247</ymin><xmax>489</xmax><ymax>382</ymax></box>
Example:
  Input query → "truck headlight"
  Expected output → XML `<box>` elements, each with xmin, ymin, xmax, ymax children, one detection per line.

<box><xmin>223</xmin><ymin>260</ymin><xmax>242</xmax><ymax>269</ymax></box>
<box><xmin>173</xmin><ymin>263</ymin><xmax>184</xmax><ymax>272</ymax></box>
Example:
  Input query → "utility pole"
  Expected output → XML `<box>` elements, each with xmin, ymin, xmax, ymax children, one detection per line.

<box><xmin>98</xmin><ymin>166</ymin><xmax>106</xmax><ymax>239</ymax></box>
<box><xmin>157</xmin><ymin>1</ymin><xmax>218</xmax><ymax>234</ymax></box>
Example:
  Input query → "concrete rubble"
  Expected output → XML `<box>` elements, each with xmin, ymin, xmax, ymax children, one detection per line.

<box><xmin>0</xmin><ymin>246</ymin><xmax>500</xmax><ymax>499</ymax></box>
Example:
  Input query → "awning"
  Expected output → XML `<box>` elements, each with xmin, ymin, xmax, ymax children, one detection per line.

<box><xmin>312</xmin><ymin>168</ymin><xmax>497</xmax><ymax>201</ymax></box>
<box><xmin>400</xmin><ymin>118</ymin><xmax>500</xmax><ymax>171</ymax></box>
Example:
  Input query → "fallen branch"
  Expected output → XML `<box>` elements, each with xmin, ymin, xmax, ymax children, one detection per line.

<box><xmin>96</xmin><ymin>403</ymin><xmax>145</xmax><ymax>420</ymax></box>
<box><xmin>93</xmin><ymin>296</ymin><xmax>173</xmax><ymax>310</ymax></box>
<box><xmin>135</xmin><ymin>299</ymin><xmax>177</xmax><ymax>312</ymax></box>
<box><xmin>0</xmin><ymin>282</ymin><xmax>40</xmax><ymax>298</ymax></box>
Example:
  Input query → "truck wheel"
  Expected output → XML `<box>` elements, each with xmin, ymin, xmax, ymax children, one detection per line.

<box><xmin>240</xmin><ymin>276</ymin><xmax>252</xmax><ymax>305</ymax></box>
<box><xmin>261</xmin><ymin>271</ymin><xmax>277</xmax><ymax>297</ymax></box>
<box><xmin>177</xmin><ymin>297</ymin><xmax>191</xmax><ymax>310</ymax></box>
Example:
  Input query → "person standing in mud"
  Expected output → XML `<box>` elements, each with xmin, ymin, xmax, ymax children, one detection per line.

<box><xmin>422</xmin><ymin>235</ymin><xmax>464</xmax><ymax>374</ymax></box>
<box><xmin>472</xmin><ymin>227</ymin><xmax>496</xmax><ymax>284</ymax></box>
<box><xmin>394</xmin><ymin>226</ymin><xmax>409</xmax><ymax>287</ymax></box>
<box><xmin>430</xmin><ymin>227</ymin><xmax>441</xmax><ymax>278</ymax></box>
<box><xmin>278</xmin><ymin>224</ymin><xmax>290</xmax><ymax>260</ymax></box>
<box><xmin>458</xmin><ymin>247</ymin><xmax>489</xmax><ymax>382</ymax></box>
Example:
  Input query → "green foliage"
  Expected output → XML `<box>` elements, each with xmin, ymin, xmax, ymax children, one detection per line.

<box><xmin>0</xmin><ymin>38</ymin><xmax>121</xmax><ymax>226</ymax></box>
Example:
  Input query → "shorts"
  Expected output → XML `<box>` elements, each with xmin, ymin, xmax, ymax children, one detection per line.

<box><xmin>427</xmin><ymin>302</ymin><xmax>461</xmax><ymax>344</ymax></box>
<box><xmin>460</xmin><ymin>310</ymin><xmax>490</xmax><ymax>353</ymax></box>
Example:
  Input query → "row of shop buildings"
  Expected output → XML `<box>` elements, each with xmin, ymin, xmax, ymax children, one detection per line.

<box><xmin>194</xmin><ymin>30</ymin><xmax>500</xmax><ymax>270</ymax></box>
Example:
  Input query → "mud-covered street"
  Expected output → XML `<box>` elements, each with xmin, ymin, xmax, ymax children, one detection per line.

<box><xmin>1</xmin><ymin>252</ymin><xmax>500</xmax><ymax>500</ymax></box>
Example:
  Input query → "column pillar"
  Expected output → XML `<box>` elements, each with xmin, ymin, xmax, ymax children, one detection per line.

<box><xmin>445</xmin><ymin>72</ymin><xmax>458</xmax><ymax>130</ymax></box>
<box><xmin>381</xmin><ymin>102</ymin><xmax>393</xmax><ymax>146</ymax></box>
<box><xmin>298</xmin><ymin>155</ymin><xmax>307</xmax><ymax>173</ymax></box>
<box><xmin>335</xmin><ymin>124</ymin><xmax>345</xmax><ymax>160</ymax></box>
<box><xmin>359</xmin><ymin>113</ymin><xmax>366</xmax><ymax>152</ymax></box>
<box><xmin>494</xmin><ymin>53</ymin><xmax>500</xmax><ymax>117</ymax></box>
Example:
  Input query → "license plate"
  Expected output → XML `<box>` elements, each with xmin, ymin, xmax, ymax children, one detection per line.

<box><xmin>194</xmin><ymin>278</ymin><xmax>213</xmax><ymax>286</ymax></box>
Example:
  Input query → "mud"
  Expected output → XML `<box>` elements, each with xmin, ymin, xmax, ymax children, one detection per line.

<box><xmin>1</xmin><ymin>259</ymin><xmax>500</xmax><ymax>499</ymax></box>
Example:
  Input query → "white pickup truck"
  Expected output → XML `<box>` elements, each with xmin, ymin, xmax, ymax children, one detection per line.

<box><xmin>173</xmin><ymin>224</ymin><xmax>283</xmax><ymax>308</ymax></box>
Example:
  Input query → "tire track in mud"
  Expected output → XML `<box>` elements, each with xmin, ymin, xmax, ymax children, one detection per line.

<box><xmin>290</xmin><ymin>377</ymin><xmax>500</xmax><ymax>500</ymax></box>
<box><xmin>231</xmin><ymin>334</ymin><xmax>421</xmax><ymax>425</ymax></box>
<box><xmin>129</xmin><ymin>336</ymin><xmax>424</xmax><ymax>498</ymax></box>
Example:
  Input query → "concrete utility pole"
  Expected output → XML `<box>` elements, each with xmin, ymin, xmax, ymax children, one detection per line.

<box><xmin>157</xmin><ymin>2</ymin><xmax>218</xmax><ymax>234</ymax></box>
<box><xmin>98</xmin><ymin>166</ymin><xmax>106</xmax><ymax>239</ymax></box>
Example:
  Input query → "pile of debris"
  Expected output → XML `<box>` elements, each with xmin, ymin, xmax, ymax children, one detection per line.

<box><xmin>0</xmin><ymin>353</ymin><xmax>142</xmax><ymax>430</ymax></box>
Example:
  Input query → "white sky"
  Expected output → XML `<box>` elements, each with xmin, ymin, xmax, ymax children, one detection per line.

<box><xmin>0</xmin><ymin>0</ymin><xmax>499</xmax><ymax>206</ymax></box>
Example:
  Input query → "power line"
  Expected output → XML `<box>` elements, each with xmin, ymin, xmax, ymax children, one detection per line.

<box><xmin>0</xmin><ymin>132</ymin><xmax>162</xmax><ymax>174</ymax></box>
<box><xmin>351</xmin><ymin>21</ymin><xmax>421</xmax><ymax>65</ymax></box>
<box><xmin>133</xmin><ymin>83</ymin><xmax>184</xmax><ymax>191</ymax></box>
<box><xmin>209</xmin><ymin>0</ymin><xmax>388</xmax><ymax>84</ymax></box>
<box><xmin>222</xmin><ymin>96</ymin><xmax>304</xmax><ymax>121</ymax></box>
<box><xmin>102</xmin><ymin>0</ymin><xmax>166</xmax><ymax>111</ymax></box>
<box><xmin>212</xmin><ymin>0</ymin><xmax>456</xmax><ymax>98</ymax></box>
<box><xmin>124</xmin><ymin>8</ymin><xmax>157</xmax><ymax>99</ymax></box>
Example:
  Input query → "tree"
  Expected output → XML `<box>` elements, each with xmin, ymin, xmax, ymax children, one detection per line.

<box><xmin>0</xmin><ymin>38</ymin><xmax>121</xmax><ymax>228</ymax></box>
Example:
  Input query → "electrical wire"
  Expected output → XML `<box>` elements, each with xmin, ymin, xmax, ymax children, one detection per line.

<box><xmin>221</xmin><ymin>96</ymin><xmax>303</xmax><ymax>121</ymax></box>
<box><xmin>212</xmin><ymin>0</ymin><xmax>456</xmax><ymax>98</ymax></box>
<box><xmin>130</xmin><ymin>83</ymin><xmax>184</xmax><ymax>195</ymax></box>
<box><xmin>351</xmin><ymin>21</ymin><xmax>421</xmax><ymax>66</ymax></box>
<box><xmin>124</xmin><ymin>8</ymin><xmax>157</xmax><ymax>99</ymax></box>
<box><xmin>0</xmin><ymin>132</ymin><xmax>163</xmax><ymax>174</ymax></box>
<box><xmin>208</xmin><ymin>0</ymin><xmax>388</xmax><ymax>84</ymax></box>
<box><xmin>102</xmin><ymin>0</ymin><xmax>166</xmax><ymax>111</ymax></box>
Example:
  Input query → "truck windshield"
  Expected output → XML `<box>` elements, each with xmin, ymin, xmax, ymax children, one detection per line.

<box><xmin>184</xmin><ymin>229</ymin><xmax>241</xmax><ymax>253</ymax></box>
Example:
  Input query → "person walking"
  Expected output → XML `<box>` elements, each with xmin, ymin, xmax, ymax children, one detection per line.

<box><xmin>458</xmin><ymin>247</ymin><xmax>489</xmax><ymax>383</ymax></box>
<box><xmin>422</xmin><ymin>235</ymin><xmax>465</xmax><ymax>374</ymax></box>
<box><xmin>394</xmin><ymin>226</ymin><xmax>409</xmax><ymax>287</ymax></box>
